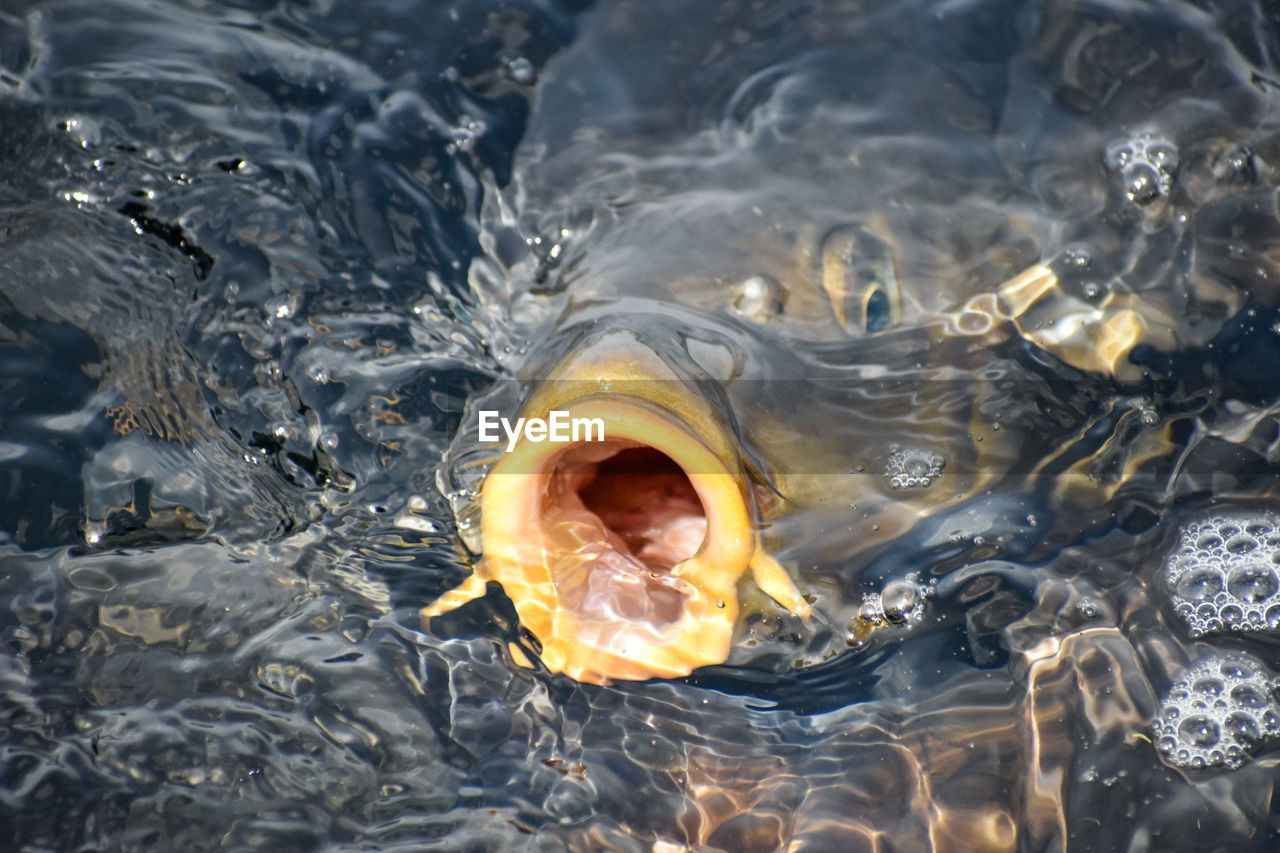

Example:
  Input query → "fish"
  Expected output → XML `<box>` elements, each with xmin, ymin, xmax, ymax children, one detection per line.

<box><xmin>423</xmin><ymin>240</ymin><xmax>1205</xmax><ymax>684</ymax></box>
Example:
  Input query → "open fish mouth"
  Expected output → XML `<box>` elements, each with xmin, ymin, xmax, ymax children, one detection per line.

<box><xmin>479</xmin><ymin>398</ymin><xmax>749</xmax><ymax>685</ymax></box>
<box><xmin>424</xmin><ymin>332</ymin><xmax>810</xmax><ymax>685</ymax></box>
<box><xmin>545</xmin><ymin>443</ymin><xmax>708</xmax><ymax>624</ymax></box>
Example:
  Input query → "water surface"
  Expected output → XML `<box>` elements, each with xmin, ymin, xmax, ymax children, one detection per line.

<box><xmin>3</xmin><ymin>0</ymin><xmax>1280</xmax><ymax>850</ymax></box>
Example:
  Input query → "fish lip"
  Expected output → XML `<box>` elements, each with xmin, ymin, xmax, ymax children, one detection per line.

<box><xmin>480</xmin><ymin>393</ymin><xmax>754</xmax><ymax>684</ymax></box>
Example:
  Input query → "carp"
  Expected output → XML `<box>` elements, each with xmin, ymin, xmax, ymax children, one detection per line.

<box><xmin>422</xmin><ymin>238</ymin><xmax>1206</xmax><ymax>683</ymax></box>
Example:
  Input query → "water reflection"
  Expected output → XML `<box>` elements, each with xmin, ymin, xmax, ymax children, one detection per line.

<box><xmin>3</xmin><ymin>0</ymin><xmax>1280</xmax><ymax>850</ymax></box>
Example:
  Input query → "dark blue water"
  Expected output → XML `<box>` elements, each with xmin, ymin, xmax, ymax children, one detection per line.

<box><xmin>4</xmin><ymin>0</ymin><xmax>1280</xmax><ymax>850</ymax></box>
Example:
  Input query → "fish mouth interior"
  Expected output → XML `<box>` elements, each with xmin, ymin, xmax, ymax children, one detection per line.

<box><xmin>546</xmin><ymin>443</ymin><xmax>709</xmax><ymax>629</ymax></box>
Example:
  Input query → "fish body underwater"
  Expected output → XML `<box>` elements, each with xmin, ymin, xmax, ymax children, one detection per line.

<box><xmin>423</xmin><ymin>146</ymin><xmax>1255</xmax><ymax>684</ymax></box>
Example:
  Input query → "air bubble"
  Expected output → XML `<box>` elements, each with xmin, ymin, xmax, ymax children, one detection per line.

<box><xmin>1226</xmin><ymin>535</ymin><xmax>1259</xmax><ymax>555</ymax></box>
<box><xmin>858</xmin><ymin>599</ymin><xmax>882</xmax><ymax>624</ymax></box>
<box><xmin>1193</xmin><ymin>678</ymin><xmax>1224</xmax><ymax>697</ymax></box>
<box><xmin>506</xmin><ymin>57</ymin><xmax>536</xmax><ymax>84</ymax></box>
<box><xmin>1125</xmin><ymin>164</ymin><xmax>1163</xmax><ymax>204</ymax></box>
<box><xmin>265</xmin><ymin>293</ymin><xmax>298</xmax><ymax>321</ymax></box>
<box><xmin>1227</xmin><ymin>566</ymin><xmax>1278</xmax><ymax>602</ymax></box>
<box><xmin>1174</xmin><ymin>567</ymin><xmax>1223</xmax><ymax>602</ymax></box>
<box><xmin>1225</xmin><ymin>713</ymin><xmax>1262</xmax><ymax>747</ymax></box>
<box><xmin>880</xmin><ymin>581</ymin><xmax>921</xmax><ymax>624</ymax></box>
<box><xmin>1221</xmin><ymin>662</ymin><xmax>1247</xmax><ymax>679</ymax></box>
<box><xmin>728</xmin><ymin>275</ymin><xmax>783</xmax><ymax>323</ymax></box>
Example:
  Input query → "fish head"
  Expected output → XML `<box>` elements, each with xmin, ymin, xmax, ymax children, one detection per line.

<box><xmin>426</xmin><ymin>319</ymin><xmax>809</xmax><ymax>685</ymax></box>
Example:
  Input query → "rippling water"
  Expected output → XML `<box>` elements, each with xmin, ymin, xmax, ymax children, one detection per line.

<box><xmin>4</xmin><ymin>0</ymin><xmax>1280</xmax><ymax>850</ymax></box>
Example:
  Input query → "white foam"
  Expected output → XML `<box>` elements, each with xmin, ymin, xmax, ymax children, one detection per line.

<box><xmin>1152</xmin><ymin>654</ymin><xmax>1280</xmax><ymax>771</ymax></box>
<box><xmin>1165</xmin><ymin>513</ymin><xmax>1280</xmax><ymax>637</ymax></box>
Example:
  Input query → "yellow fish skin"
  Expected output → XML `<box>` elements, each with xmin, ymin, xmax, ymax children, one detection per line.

<box><xmin>423</xmin><ymin>327</ymin><xmax>809</xmax><ymax>685</ymax></box>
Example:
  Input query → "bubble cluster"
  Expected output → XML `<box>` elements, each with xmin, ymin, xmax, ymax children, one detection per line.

<box><xmin>884</xmin><ymin>446</ymin><xmax>946</xmax><ymax>489</ymax></box>
<box><xmin>853</xmin><ymin>574</ymin><xmax>932</xmax><ymax>637</ymax></box>
<box><xmin>1165</xmin><ymin>513</ymin><xmax>1280</xmax><ymax>637</ymax></box>
<box><xmin>1105</xmin><ymin>131</ymin><xmax>1178</xmax><ymax>205</ymax></box>
<box><xmin>446</xmin><ymin>115</ymin><xmax>487</xmax><ymax>154</ymax></box>
<box><xmin>1152</xmin><ymin>655</ymin><xmax>1280</xmax><ymax>771</ymax></box>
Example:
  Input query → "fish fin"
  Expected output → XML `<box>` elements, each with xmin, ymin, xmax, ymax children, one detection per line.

<box><xmin>749</xmin><ymin>549</ymin><xmax>813</xmax><ymax>623</ymax></box>
<box><xmin>421</xmin><ymin>573</ymin><xmax>490</xmax><ymax>625</ymax></box>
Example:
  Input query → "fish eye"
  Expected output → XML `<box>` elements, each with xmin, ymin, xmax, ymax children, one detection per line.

<box><xmin>820</xmin><ymin>223</ymin><xmax>901</xmax><ymax>335</ymax></box>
